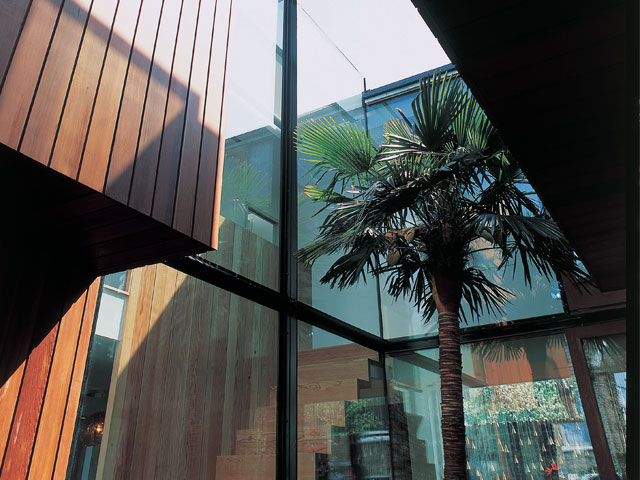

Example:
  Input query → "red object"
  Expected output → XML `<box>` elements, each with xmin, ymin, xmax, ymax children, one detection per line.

<box><xmin>544</xmin><ymin>462</ymin><xmax>559</xmax><ymax>477</ymax></box>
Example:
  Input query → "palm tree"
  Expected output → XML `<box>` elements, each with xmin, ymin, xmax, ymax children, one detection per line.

<box><xmin>295</xmin><ymin>71</ymin><xmax>589</xmax><ymax>479</ymax></box>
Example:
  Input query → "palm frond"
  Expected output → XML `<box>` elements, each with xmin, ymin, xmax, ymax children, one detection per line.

<box><xmin>296</xmin><ymin>117</ymin><xmax>376</xmax><ymax>180</ymax></box>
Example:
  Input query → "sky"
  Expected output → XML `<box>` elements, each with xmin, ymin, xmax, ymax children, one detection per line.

<box><xmin>224</xmin><ymin>0</ymin><xmax>451</xmax><ymax>137</ymax></box>
<box><xmin>298</xmin><ymin>0</ymin><xmax>451</xmax><ymax>112</ymax></box>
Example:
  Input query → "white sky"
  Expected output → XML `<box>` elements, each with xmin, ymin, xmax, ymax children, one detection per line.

<box><xmin>225</xmin><ymin>0</ymin><xmax>451</xmax><ymax>137</ymax></box>
<box><xmin>298</xmin><ymin>0</ymin><xmax>451</xmax><ymax>112</ymax></box>
<box><xmin>300</xmin><ymin>0</ymin><xmax>450</xmax><ymax>89</ymax></box>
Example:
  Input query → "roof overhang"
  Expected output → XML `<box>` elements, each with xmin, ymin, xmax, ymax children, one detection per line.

<box><xmin>412</xmin><ymin>0</ymin><xmax>630</xmax><ymax>291</ymax></box>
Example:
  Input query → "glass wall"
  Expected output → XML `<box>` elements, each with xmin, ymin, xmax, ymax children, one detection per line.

<box><xmin>386</xmin><ymin>334</ymin><xmax>600</xmax><ymax>479</ymax></box>
<box><xmin>583</xmin><ymin>334</ymin><xmax>627</xmax><ymax>478</ymax></box>
<box><xmin>297</xmin><ymin>321</ymin><xmax>391</xmax><ymax>479</ymax></box>
<box><xmin>67</xmin><ymin>266</ymin><xmax>278</xmax><ymax>479</ymax></box>
<box><xmin>364</xmin><ymin>87</ymin><xmax>565</xmax><ymax>339</ymax></box>
<box><xmin>201</xmin><ymin>0</ymin><xmax>283</xmax><ymax>290</ymax></box>
<box><xmin>296</xmin><ymin>0</ymin><xmax>380</xmax><ymax>334</ymax></box>
<box><xmin>61</xmin><ymin>3</ymin><xmax>625</xmax><ymax>479</ymax></box>
<box><xmin>293</xmin><ymin>2</ymin><xmax>564</xmax><ymax>338</ymax></box>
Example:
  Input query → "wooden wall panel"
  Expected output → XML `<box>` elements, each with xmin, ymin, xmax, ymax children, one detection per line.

<box><xmin>128</xmin><ymin>0</ymin><xmax>183</xmax><ymax>215</ymax></box>
<box><xmin>93</xmin><ymin>225</ymin><xmax>279</xmax><ymax>479</ymax></box>
<box><xmin>20</xmin><ymin>0</ymin><xmax>92</xmax><ymax>163</ymax></box>
<box><xmin>0</xmin><ymin>0</ymin><xmax>63</xmax><ymax>149</ymax></box>
<box><xmin>151</xmin><ymin>0</ymin><xmax>201</xmax><ymax>226</ymax></box>
<box><xmin>79</xmin><ymin>0</ymin><xmax>142</xmax><ymax>191</ymax></box>
<box><xmin>49</xmin><ymin>0</ymin><xmax>119</xmax><ymax>179</ymax></box>
<box><xmin>105</xmin><ymin>0</ymin><xmax>164</xmax><ymax>205</ymax></box>
<box><xmin>0</xmin><ymin>277</ymin><xmax>100</xmax><ymax>480</ymax></box>
<box><xmin>0</xmin><ymin>0</ymin><xmax>31</xmax><ymax>86</ymax></box>
<box><xmin>173</xmin><ymin>0</ymin><xmax>217</xmax><ymax>236</ymax></box>
<box><xmin>193</xmin><ymin>0</ymin><xmax>232</xmax><ymax>245</ymax></box>
<box><xmin>0</xmin><ymin>0</ymin><xmax>233</xmax><ymax>259</ymax></box>
<box><xmin>52</xmin><ymin>281</ymin><xmax>100</xmax><ymax>480</ymax></box>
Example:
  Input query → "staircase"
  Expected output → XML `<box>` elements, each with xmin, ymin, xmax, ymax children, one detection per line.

<box><xmin>214</xmin><ymin>344</ymin><xmax>386</xmax><ymax>479</ymax></box>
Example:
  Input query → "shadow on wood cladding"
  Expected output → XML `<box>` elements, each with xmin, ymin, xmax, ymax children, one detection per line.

<box><xmin>85</xmin><ymin>264</ymin><xmax>279</xmax><ymax>479</ymax></box>
<box><xmin>0</xmin><ymin>0</ymin><xmax>231</xmax><ymax>257</ymax></box>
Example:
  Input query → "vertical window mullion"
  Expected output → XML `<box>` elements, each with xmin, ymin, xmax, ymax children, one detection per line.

<box><xmin>276</xmin><ymin>0</ymin><xmax>297</xmax><ymax>478</ymax></box>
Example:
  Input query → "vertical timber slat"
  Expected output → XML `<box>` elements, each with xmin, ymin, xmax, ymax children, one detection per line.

<box><xmin>49</xmin><ymin>0</ymin><xmax>120</xmax><ymax>178</ymax></box>
<box><xmin>19</xmin><ymin>0</ymin><xmax>93</xmax><ymax>163</ymax></box>
<box><xmin>0</xmin><ymin>0</ymin><xmax>64</xmax><ymax>149</ymax></box>
<box><xmin>192</xmin><ymin>0</ymin><xmax>232</xmax><ymax>245</ymax></box>
<box><xmin>52</xmin><ymin>279</ymin><xmax>101</xmax><ymax>480</ymax></box>
<box><xmin>152</xmin><ymin>0</ymin><xmax>201</xmax><ymax>226</ymax></box>
<box><xmin>27</xmin><ymin>289</ymin><xmax>89</xmax><ymax>480</ymax></box>
<box><xmin>128</xmin><ymin>0</ymin><xmax>183</xmax><ymax>215</ymax></box>
<box><xmin>79</xmin><ymin>0</ymin><xmax>142</xmax><ymax>191</ymax></box>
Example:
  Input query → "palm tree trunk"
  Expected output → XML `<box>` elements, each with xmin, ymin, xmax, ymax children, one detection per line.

<box><xmin>433</xmin><ymin>271</ymin><xmax>466</xmax><ymax>480</ymax></box>
<box><xmin>439</xmin><ymin>311</ymin><xmax>466</xmax><ymax>479</ymax></box>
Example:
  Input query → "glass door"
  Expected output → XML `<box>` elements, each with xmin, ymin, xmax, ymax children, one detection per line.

<box><xmin>566</xmin><ymin>320</ymin><xmax>626</xmax><ymax>479</ymax></box>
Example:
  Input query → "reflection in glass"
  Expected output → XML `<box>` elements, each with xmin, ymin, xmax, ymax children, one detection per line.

<box><xmin>583</xmin><ymin>334</ymin><xmax>626</xmax><ymax>479</ymax></box>
<box><xmin>365</xmin><ymin>86</ymin><xmax>564</xmax><ymax>340</ymax></box>
<box><xmin>202</xmin><ymin>0</ymin><xmax>282</xmax><ymax>289</ymax></box>
<box><xmin>297</xmin><ymin>322</ymin><xmax>392</xmax><ymax>479</ymax></box>
<box><xmin>68</xmin><ymin>265</ymin><xmax>278</xmax><ymax>479</ymax></box>
<box><xmin>296</xmin><ymin>1</ymin><xmax>381</xmax><ymax>334</ymax></box>
<box><xmin>386</xmin><ymin>335</ymin><xmax>599</xmax><ymax>479</ymax></box>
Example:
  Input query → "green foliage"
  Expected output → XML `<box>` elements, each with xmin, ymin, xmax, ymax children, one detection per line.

<box><xmin>221</xmin><ymin>157</ymin><xmax>272</xmax><ymax>219</ymax></box>
<box><xmin>464</xmin><ymin>378</ymin><xmax>582</xmax><ymax>425</ymax></box>
<box><xmin>295</xmin><ymin>70</ymin><xmax>590</xmax><ymax>323</ymax></box>
<box><xmin>345</xmin><ymin>400</ymin><xmax>385</xmax><ymax>434</ymax></box>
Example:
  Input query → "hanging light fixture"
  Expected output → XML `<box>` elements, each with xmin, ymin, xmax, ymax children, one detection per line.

<box><xmin>79</xmin><ymin>411</ymin><xmax>106</xmax><ymax>446</ymax></box>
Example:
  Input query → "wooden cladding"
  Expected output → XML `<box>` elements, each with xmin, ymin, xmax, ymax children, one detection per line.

<box><xmin>0</xmin><ymin>0</ymin><xmax>232</xmax><ymax>252</ymax></box>
<box><xmin>95</xmin><ymin>263</ymin><xmax>278</xmax><ymax>479</ymax></box>
<box><xmin>0</xmin><ymin>278</ymin><xmax>100</xmax><ymax>480</ymax></box>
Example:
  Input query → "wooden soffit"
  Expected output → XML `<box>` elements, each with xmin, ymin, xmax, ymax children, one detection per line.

<box><xmin>412</xmin><ymin>0</ymin><xmax>628</xmax><ymax>291</ymax></box>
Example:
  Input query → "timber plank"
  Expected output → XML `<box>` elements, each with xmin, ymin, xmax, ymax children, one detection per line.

<box><xmin>20</xmin><ymin>0</ymin><xmax>92</xmax><ymax>164</ymax></box>
<box><xmin>50</xmin><ymin>0</ymin><xmax>119</xmax><ymax>178</ymax></box>
<box><xmin>80</xmin><ymin>0</ymin><xmax>142</xmax><ymax>191</ymax></box>
<box><xmin>1</xmin><ymin>307</ymin><xmax>61</xmax><ymax>479</ymax></box>
<box><xmin>220</xmin><ymin>288</ymin><xmax>240</xmax><ymax>455</ymax></box>
<box><xmin>104</xmin><ymin>265</ymin><xmax>159</xmax><ymax>478</ymax></box>
<box><xmin>152</xmin><ymin>0</ymin><xmax>201</xmax><ymax>226</ymax></box>
<box><xmin>192</xmin><ymin>0</ymin><xmax>232</xmax><ymax>244</ymax></box>
<box><xmin>0</xmin><ymin>0</ymin><xmax>32</xmax><ymax>87</ymax></box>
<box><xmin>215</xmin><ymin>454</ymin><xmax>275</xmax><ymax>480</ymax></box>
<box><xmin>128</xmin><ymin>0</ymin><xmax>183</xmax><ymax>215</ymax></box>
<box><xmin>153</xmin><ymin>271</ymin><xmax>194</xmax><ymax>478</ymax></box>
<box><xmin>27</xmin><ymin>289</ymin><xmax>89</xmax><ymax>480</ymax></box>
<box><xmin>106</xmin><ymin>0</ymin><xmax>163</xmax><ymax>204</ymax></box>
<box><xmin>0</xmin><ymin>0</ymin><xmax>64</xmax><ymax>149</ymax></box>
<box><xmin>0</xmin><ymin>263</ymin><xmax>45</xmax><ymax>461</ymax></box>
<box><xmin>173</xmin><ymin>0</ymin><xmax>217</xmax><ymax>236</ymax></box>
<box><xmin>129</xmin><ymin>266</ymin><xmax>178</xmax><ymax>479</ymax></box>
<box><xmin>183</xmin><ymin>276</ymin><xmax>214</xmax><ymax>479</ymax></box>
<box><xmin>201</xmin><ymin>285</ymin><xmax>230</xmax><ymax>477</ymax></box>
<box><xmin>53</xmin><ymin>279</ymin><xmax>100</xmax><ymax>480</ymax></box>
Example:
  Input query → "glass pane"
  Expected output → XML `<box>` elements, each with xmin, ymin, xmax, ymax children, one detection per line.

<box><xmin>368</xmin><ymin>86</ymin><xmax>564</xmax><ymax>339</ymax></box>
<box><xmin>67</xmin><ymin>265</ymin><xmax>278</xmax><ymax>479</ymax></box>
<box><xmin>296</xmin><ymin>1</ymin><xmax>450</xmax><ymax>335</ymax></box>
<box><xmin>201</xmin><ymin>0</ymin><xmax>282</xmax><ymax>289</ymax></box>
<box><xmin>297</xmin><ymin>321</ymin><xmax>392</xmax><ymax>479</ymax></box>
<box><xmin>296</xmin><ymin>1</ymin><xmax>380</xmax><ymax>334</ymax></box>
<box><xmin>583</xmin><ymin>333</ymin><xmax>626</xmax><ymax>479</ymax></box>
<box><xmin>103</xmin><ymin>272</ymin><xmax>127</xmax><ymax>291</ymax></box>
<box><xmin>386</xmin><ymin>334</ymin><xmax>599</xmax><ymax>479</ymax></box>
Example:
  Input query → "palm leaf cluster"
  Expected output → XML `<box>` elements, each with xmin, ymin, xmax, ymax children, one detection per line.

<box><xmin>295</xmin><ymin>71</ymin><xmax>589</xmax><ymax>323</ymax></box>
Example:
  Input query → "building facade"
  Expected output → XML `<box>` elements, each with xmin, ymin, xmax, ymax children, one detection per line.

<box><xmin>0</xmin><ymin>0</ymin><xmax>631</xmax><ymax>479</ymax></box>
